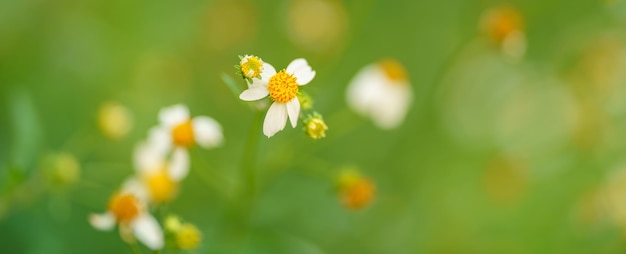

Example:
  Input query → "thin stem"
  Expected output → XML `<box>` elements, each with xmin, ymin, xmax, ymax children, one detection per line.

<box><xmin>241</xmin><ymin>112</ymin><xmax>263</xmax><ymax>205</ymax></box>
<box><xmin>127</xmin><ymin>243</ymin><xmax>142</xmax><ymax>254</ymax></box>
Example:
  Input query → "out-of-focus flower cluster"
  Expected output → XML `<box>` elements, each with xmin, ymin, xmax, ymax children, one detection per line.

<box><xmin>89</xmin><ymin>104</ymin><xmax>222</xmax><ymax>251</ymax></box>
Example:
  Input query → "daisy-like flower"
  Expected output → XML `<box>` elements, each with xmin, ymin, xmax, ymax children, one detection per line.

<box><xmin>239</xmin><ymin>58</ymin><xmax>316</xmax><ymax>137</ymax></box>
<box><xmin>346</xmin><ymin>59</ymin><xmax>413</xmax><ymax>129</ymax></box>
<box><xmin>132</xmin><ymin>134</ymin><xmax>190</xmax><ymax>204</ymax></box>
<box><xmin>239</xmin><ymin>55</ymin><xmax>265</xmax><ymax>80</ymax></box>
<box><xmin>89</xmin><ymin>179</ymin><xmax>164</xmax><ymax>250</ymax></box>
<box><xmin>151</xmin><ymin>104</ymin><xmax>223</xmax><ymax>158</ymax></box>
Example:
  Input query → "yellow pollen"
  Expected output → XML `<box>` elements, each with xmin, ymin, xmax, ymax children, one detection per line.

<box><xmin>241</xmin><ymin>56</ymin><xmax>264</xmax><ymax>79</ymax></box>
<box><xmin>172</xmin><ymin>120</ymin><xmax>195</xmax><ymax>147</ymax></box>
<box><xmin>267</xmin><ymin>70</ymin><xmax>299</xmax><ymax>103</ymax></box>
<box><xmin>144</xmin><ymin>170</ymin><xmax>177</xmax><ymax>204</ymax></box>
<box><xmin>378</xmin><ymin>59</ymin><xmax>408</xmax><ymax>83</ymax></box>
<box><xmin>108</xmin><ymin>193</ymin><xmax>141</xmax><ymax>223</ymax></box>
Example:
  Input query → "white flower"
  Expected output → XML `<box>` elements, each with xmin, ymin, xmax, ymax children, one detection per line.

<box><xmin>346</xmin><ymin>59</ymin><xmax>413</xmax><ymax>129</ymax></box>
<box><xmin>89</xmin><ymin>178</ymin><xmax>164</xmax><ymax>250</ymax></box>
<box><xmin>149</xmin><ymin>104</ymin><xmax>223</xmax><ymax>164</ymax></box>
<box><xmin>239</xmin><ymin>58</ymin><xmax>316</xmax><ymax>137</ymax></box>
<box><xmin>240</xmin><ymin>55</ymin><xmax>265</xmax><ymax>80</ymax></box>
<box><xmin>131</xmin><ymin>135</ymin><xmax>189</xmax><ymax>204</ymax></box>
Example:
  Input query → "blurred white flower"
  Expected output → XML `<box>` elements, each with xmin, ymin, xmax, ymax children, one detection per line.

<box><xmin>131</xmin><ymin>135</ymin><xmax>190</xmax><ymax>204</ymax></box>
<box><xmin>89</xmin><ymin>179</ymin><xmax>164</xmax><ymax>250</ymax></box>
<box><xmin>346</xmin><ymin>59</ymin><xmax>413</xmax><ymax>129</ymax></box>
<box><xmin>150</xmin><ymin>104</ymin><xmax>223</xmax><ymax>156</ymax></box>
<box><xmin>239</xmin><ymin>58</ymin><xmax>316</xmax><ymax>137</ymax></box>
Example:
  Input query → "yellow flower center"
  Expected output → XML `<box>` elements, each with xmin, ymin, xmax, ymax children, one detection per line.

<box><xmin>172</xmin><ymin>120</ymin><xmax>194</xmax><ymax>147</ymax></box>
<box><xmin>482</xmin><ymin>6</ymin><xmax>523</xmax><ymax>44</ymax></box>
<box><xmin>305</xmin><ymin>117</ymin><xmax>328</xmax><ymax>140</ymax></box>
<box><xmin>340</xmin><ymin>177</ymin><xmax>376</xmax><ymax>210</ymax></box>
<box><xmin>241</xmin><ymin>56</ymin><xmax>264</xmax><ymax>79</ymax></box>
<box><xmin>145</xmin><ymin>170</ymin><xmax>177</xmax><ymax>204</ymax></box>
<box><xmin>268</xmin><ymin>70</ymin><xmax>299</xmax><ymax>103</ymax></box>
<box><xmin>176</xmin><ymin>223</ymin><xmax>202</xmax><ymax>250</ymax></box>
<box><xmin>108</xmin><ymin>193</ymin><xmax>141</xmax><ymax>223</ymax></box>
<box><xmin>378</xmin><ymin>59</ymin><xmax>408</xmax><ymax>83</ymax></box>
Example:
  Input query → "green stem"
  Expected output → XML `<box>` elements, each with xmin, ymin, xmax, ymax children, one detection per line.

<box><xmin>241</xmin><ymin>112</ymin><xmax>263</xmax><ymax>205</ymax></box>
<box><xmin>128</xmin><ymin>243</ymin><xmax>142</xmax><ymax>254</ymax></box>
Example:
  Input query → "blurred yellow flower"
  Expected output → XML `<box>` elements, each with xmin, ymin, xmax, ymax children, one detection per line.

<box><xmin>304</xmin><ymin>114</ymin><xmax>328</xmax><ymax>140</ymax></box>
<box><xmin>89</xmin><ymin>179</ymin><xmax>163</xmax><ymax>250</ymax></box>
<box><xmin>346</xmin><ymin>59</ymin><xmax>413</xmax><ymax>129</ymax></box>
<box><xmin>240</xmin><ymin>58</ymin><xmax>316</xmax><ymax>137</ymax></box>
<box><xmin>164</xmin><ymin>215</ymin><xmax>182</xmax><ymax>232</ymax></box>
<box><xmin>287</xmin><ymin>0</ymin><xmax>348</xmax><ymax>53</ymax></box>
<box><xmin>43</xmin><ymin>152</ymin><xmax>80</xmax><ymax>187</ymax></box>
<box><xmin>480</xmin><ymin>5</ymin><xmax>526</xmax><ymax>59</ymax></box>
<box><xmin>176</xmin><ymin>223</ymin><xmax>202</xmax><ymax>250</ymax></box>
<box><xmin>337</xmin><ymin>169</ymin><xmax>376</xmax><ymax>210</ymax></box>
<box><xmin>98</xmin><ymin>101</ymin><xmax>133</xmax><ymax>140</ymax></box>
<box><xmin>203</xmin><ymin>0</ymin><xmax>259</xmax><ymax>52</ymax></box>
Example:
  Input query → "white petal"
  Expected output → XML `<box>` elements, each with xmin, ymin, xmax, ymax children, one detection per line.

<box><xmin>121</xmin><ymin>177</ymin><xmax>149</xmax><ymax>203</ymax></box>
<box><xmin>286</xmin><ymin>98</ymin><xmax>300</xmax><ymax>128</ymax></box>
<box><xmin>263</xmin><ymin>102</ymin><xmax>288</xmax><ymax>138</ymax></box>
<box><xmin>131</xmin><ymin>213</ymin><xmax>164</xmax><ymax>250</ymax></box>
<box><xmin>286</xmin><ymin>58</ymin><xmax>308</xmax><ymax>74</ymax></box>
<box><xmin>168</xmin><ymin>147</ymin><xmax>189</xmax><ymax>181</ymax></box>
<box><xmin>370</xmin><ymin>84</ymin><xmax>413</xmax><ymax>129</ymax></box>
<box><xmin>158</xmin><ymin>104</ymin><xmax>189</xmax><ymax>128</ymax></box>
<box><xmin>192</xmin><ymin>116</ymin><xmax>223</xmax><ymax>148</ymax></box>
<box><xmin>133</xmin><ymin>141</ymin><xmax>164</xmax><ymax>175</ymax></box>
<box><xmin>89</xmin><ymin>212</ymin><xmax>115</xmax><ymax>231</ymax></box>
<box><xmin>346</xmin><ymin>64</ymin><xmax>385</xmax><ymax>116</ymax></box>
<box><xmin>147</xmin><ymin>126</ymin><xmax>172</xmax><ymax>156</ymax></box>
<box><xmin>295</xmin><ymin>70</ymin><xmax>316</xmax><ymax>86</ymax></box>
<box><xmin>260</xmin><ymin>62</ymin><xmax>277</xmax><ymax>81</ymax></box>
<box><xmin>286</xmin><ymin>58</ymin><xmax>315</xmax><ymax>85</ymax></box>
<box><xmin>240</xmin><ymin>86</ymin><xmax>269</xmax><ymax>101</ymax></box>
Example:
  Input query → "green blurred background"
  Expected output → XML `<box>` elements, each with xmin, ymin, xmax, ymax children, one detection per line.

<box><xmin>2</xmin><ymin>0</ymin><xmax>626</xmax><ymax>253</ymax></box>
